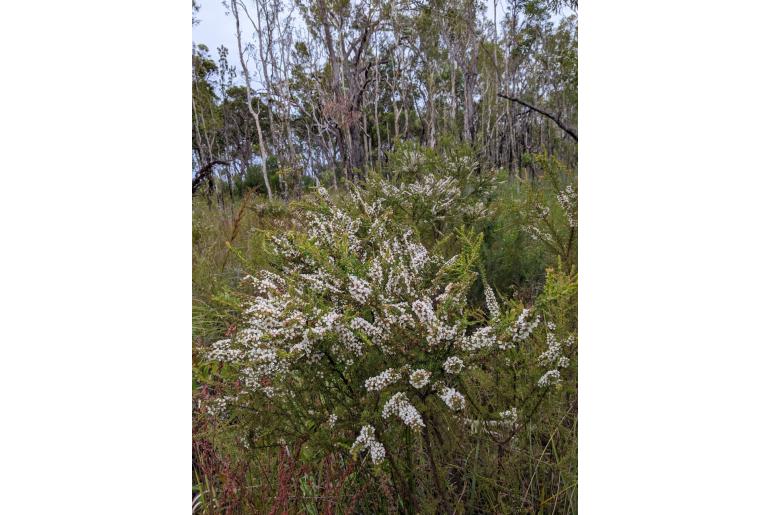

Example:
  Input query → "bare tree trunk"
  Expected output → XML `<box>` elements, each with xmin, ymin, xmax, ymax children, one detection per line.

<box><xmin>463</xmin><ymin>66</ymin><xmax>476</xmax><ymax>143</ymax></box>
<box><xmin>462</xmin><ymin>43</ymin><xmax>478</xmax><ymax>143</ymax></box>
<box><xmin>427</xmin><ymin>68</ymin><xmax>436</xmax><ymax>148</ymax></box>
<box><xmin>232</xmin><ymin>0</ymin><xmax>272</xmax><ymax>200</ymax></box>
<box><xmin>243</xmin><ymin>0</ymin><xmax>286</xmax><ymax>197</ymax></box>
<box><xmin>374</xmin><ymin>43</ymin><xmax>382</xmax><ymax>167</ymax></box>
<box><xmin>450</xmin><ymin>57</ymin><xmax>457</xmax><ymax>127</ymax></box>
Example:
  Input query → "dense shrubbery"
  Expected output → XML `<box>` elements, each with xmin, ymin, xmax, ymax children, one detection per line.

<box><xmin>193</xmin><ymin>146</ymin><xmax>577</xmax><ymax>513</ymax></box>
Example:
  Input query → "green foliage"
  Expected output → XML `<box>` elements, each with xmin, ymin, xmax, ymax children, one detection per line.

<box><xmin>233</xmin><ymin>157</ymin><xmax>281</xmax><ymax>198</ymax></box>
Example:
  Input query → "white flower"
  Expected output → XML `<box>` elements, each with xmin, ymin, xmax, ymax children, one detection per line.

<box><xmin>439</xmin><ymin>387</ymin><xmax>466</xmax><ymax>411</ymax></box>
<box><xmin>412</xmin><ymin>298</ymin><xmax>436</xmax><ymax>328</ymax></box>
<box><xmin>537</xmin><ymin>369</ymin><xmax>562</xmax><ymax>388</ymax></box>
<box><xmin>368</xmin><ymin>258</ymin><xmax>383</xmax><ymax>286</ymax></box>
<box><xmin>442</xmin><ymin>356</ymin><xmax>464</xmax><ymax>374</ymax></box>
<box><xmin>507</xmin><ymin>308</ymin><xmax>539</xmax><ymax>347</ymax></box>
<box><xmin>205</xmin><ymin>397</ymin><xmax>228</xmax><ymax>418</ymax></box>
<box><xmin>538</xmin><ymin>330</ymin><xmax>571</xmax><ymax>369</ymax></box>
<box><xmin>463</xmin><ymin>326</ymin><xmax>497</xmax><ymax>351</ymax></box>
<box><xmin>499</xmin><ymin>408</ymin><xmax>518</xmax><ymax>423</ymax></box>
<box><xmin>349</xmin><ymin>275</ymin><xmax>372</xmax><ymax>304</ymax></box>
<box><xmin>207</xmin><ymin>339</ymin><xmax>242</xmax><ymax>362</ymax></box>
<box><xmin>524</xmin><ymin>224</ymin><xmax>554</xmax><ymax>243</ymax></box>
<box><xmin>538</xmin><ymin>332</ymin><xmax>562</xmax><ymax>366</ymax></box>
<box><xmin>352</xmin><ymin>425</ymin><xmax>385</xmax><ymax>465</ymax></box>
<box><xmin>368</xmin><ymin>440</ymin><xmax>385</xmax><ymax>465</ymax></box>
<box><xmin>364</xmin><ymin>368</ymin><xmax>400</xmax><ymax>392</ymax></box>
<box><xmin>484</xmin><ymin>282</ymin><xmax>500</xmax><ymax>319</ymax></box>
<box><xmin>556</xmin><ymin>185</ymin><xmax>577</xmax><ymax>228</ymax></box>
<box><xmin>382</xmin><ymin>392</ymin><xmax>425</xmax><ymax>431</ymax></box>
<box><xmin>409</xmin><ymin>369</ymin><xmax>431</xmax><ymax>389</ymax></box>
<box><xmin>351</xmin><ymin>317</ymin><xmax>382</xmax><ymax>339</ymax></box>
<box><xmin>337</xmin><ymin>326</ymin><xmax>363</xmax><ymax>356</ymax></box>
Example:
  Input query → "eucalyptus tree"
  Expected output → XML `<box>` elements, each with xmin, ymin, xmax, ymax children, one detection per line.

<box><xmin>295</xmin><ymin>0</ymin><xmax>389</xmax><ymax>180</ymax></box>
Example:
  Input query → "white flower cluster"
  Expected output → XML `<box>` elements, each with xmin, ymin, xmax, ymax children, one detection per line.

<box><xmin>308</xmin><ymin>204</ymin><xmax>362</xmax><ymax>253</ymax></box>
<box><xmin>524</xmin><ymin>224</ymin><xmax>555</xmax><ymax>243</ymax></box>
<box><xmin>381</xmin><ymin>173</ymin><xmax>462</xmax><ymax>218</ymax></box>
<box><xmin>411</xmin><ymin>298</ymin><xmax>436</xmax><ymax>327</ymax></box>
<box><xmin>556</xmin><ymin>184</ymin><xmax>577</xmax><ymax>228</ymax></box>
<box><xmin>328</xmin><ymin>414</ymin><xmax>338</xmax><ymax>428</ymax></box>
<box><xmin>538</xmin><ymin>330</ymin><xmax>572</xmax><ymax>370</ymax></box>
<box><xmin>443</xmin><ymin>356</ymin><xmax>464</xmax><ymax>374</ymax></box>
<box><xmin>411</xmin><ymin>297</ymin><xmax>459</xmax><ymax>348</ymax></box>
<box><xmin>350</xmin><ymin>316</ymin><xmax>385</xmax><ymax>342</ymax></box>
<box><xmin>299</xmin><ymin>270</ymin><xmax>343</xmax><ymax>295</ymax></box>
<box><xmin>270</xmin><ymin>234</ymin><xmax>301</xmax><ymax>261</ymax></box>
<box><xmin>348</xmin><ymin>275</ymin><xmax>372</xmax><ymax>304</ymax></box>
<box><xmin>382</xmin><ymin>392</ymin><xmax>425</xmax><ymax>431</ymax></box>
<box><xmin>439</xmin><ymin>387</ymin><xmax>466</xmax><ymax>411</ymax></box>
<box><xmin>241</xmin><ymin>366</ymin><xmax>278</xmax><ymax>397</ymax></box>
<box><xmin>246</xmin><ymin>270</ymin><xmax>286</xmax><ymax>296</ymax></box>
<box><xmin>376</xmin><ymin>231</ymin><xmax>434</xmax><ymax>300</ymax></box>
<box><xmin>337</xmin><ymin>326</ymin><xmax>363</xmax><ymax>358</ymax></box>
<box><xmin>352</xmin><ymin>425</ymin><xmax>386</xmax><ymax>465</ymax></box>
<box><xmin>537</xmin><ymin>369</ymin><xmax>562</xmax><ymax>388</ymax></box>
<box><xmin>364</xmin><ymin>368</ymin><xmax>401</xmax><ymax>392</ymax></box>
<box><xmin>537</xmin><ymin>327</ymin><xmax>572</xmax><ymax>388</ymax></box>
<box><xmin>207</xmin><ymin>338</ymin><xmax>242</xmax><ymax>362</ymax></box>
<box><xmin>205</xmin><ymin>397</ymin><xmax>229</xmax><ymax>418</ymax></box>
<box><xmin>409</xmin><ymin>369</ymin><xmax>431</xmax><ymax>389</ymax></box>
<box><xmin>392</xmin><ymin>149</ymin><xmax>426</xmax><ymax>175</ymax></box>
<box><xmin>462</xmin><ymin>326</ymin><xmax>498</xmax><ymax>352</ymax></box>
<box><xmin>505</xmin><ymin>308</ymin><xmax>540</xmax><ymax>349</ymax></box>
<box><xmin>484</xmin><ymin>282</ymin><xmax>500</xmax><ymax>319</ymax></box>
<box><xmin>380</xmin><ymin>301</ymin><xmax>415</xmax><ymax>332</ymax></box>
<box><xmin>377</xmin><ymin>170</ymin><xmax>494</xmax><ymax>220</ymax></box>
<box><xmin>500</xmin><ymin>407</ymin><xmax>518</xmax><ymax>423</ymax></box>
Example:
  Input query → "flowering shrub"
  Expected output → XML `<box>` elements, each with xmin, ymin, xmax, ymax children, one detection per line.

<box><xmin>379</xmin><ymin>172</ymin><xmax>488</xmax><ymax>220</ymax></box>
<box><xmin>194</xmin><ymin>158</ymin><xmax>578</xmax><ymax>513</ymax></box>
<box><xmin>199</xmin><ymin>181</ymin><xmax>575</xmax><ymax>459</ymax></box>
<box><xmin>522</xmin><ymin>153</ymin><xmax>578</xmax><ymax>268</ymax></box>
<box><xmin>358</xmin><ymin>146</ymin><xmax>500</xmax><ymax>246</ymax></box>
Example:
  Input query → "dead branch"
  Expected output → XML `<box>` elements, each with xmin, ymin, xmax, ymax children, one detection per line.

<box><xmin>497</xmin><ymin>93</ymin><xmax>577</xmax><ymax>142</ymax></box>
<box><xmin>192</xmin><ymin>160</ymin><xmax>230</xmax><ymax>194</ymax></box>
